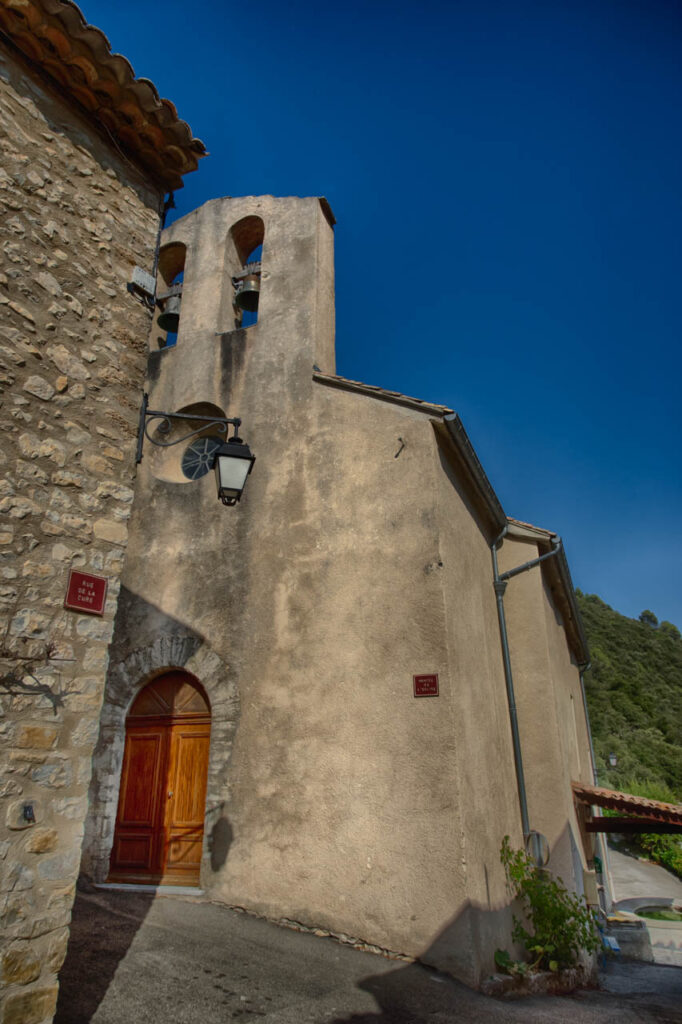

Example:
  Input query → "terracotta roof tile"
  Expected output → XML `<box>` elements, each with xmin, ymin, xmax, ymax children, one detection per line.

<box><xmin>506</xmin><ymin>516</ymin><xmax>556</xmax><ymax>537</ymax></box>
<box><xmin>572</xmin><ymin>782</ymin><xmax>682</xmax><ymax>825</ymax></box>
<box><xmin>0</xmin><ymin>0</ymin><xmax>206</xmax><ymax>189</ymax></box>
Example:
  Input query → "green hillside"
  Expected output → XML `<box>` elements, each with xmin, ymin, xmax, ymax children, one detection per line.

<box><xmin>576</xmin><ymin>592</ymin><xmax>682</xmax><ymax>801</ymax></box>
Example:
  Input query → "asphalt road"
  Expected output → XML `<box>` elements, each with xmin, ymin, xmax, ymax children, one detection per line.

<box><xmin>55</xmin><ymin>890</ymin><xmax>682</xmax><ymax>1024</ymax></box>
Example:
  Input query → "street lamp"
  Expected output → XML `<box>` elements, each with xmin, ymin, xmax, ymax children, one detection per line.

<box><xmin>214</xmin><ymin>436</ymin><xmax>256</xmax><ymax>506</ymax></box>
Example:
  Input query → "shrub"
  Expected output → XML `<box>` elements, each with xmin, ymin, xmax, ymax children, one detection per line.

<box><xmin>500</xmin><ymin>836</ymin><xmax>599</xmax><ymax>971</ymax></box>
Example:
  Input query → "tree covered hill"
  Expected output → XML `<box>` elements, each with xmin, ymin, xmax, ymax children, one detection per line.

<box><xmin>576</xmin><ymin>592</ymin><xmax>682</xmax><ymax>800</ymax></box>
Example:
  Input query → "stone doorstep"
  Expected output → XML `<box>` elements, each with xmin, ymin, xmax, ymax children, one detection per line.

<box><xmin>481</xmin><ymin>963</ymin><xmax>597</xmax><ymax>999</ymax></box>
<box><xmin>94</xmin><ymin>882</ymin><xmax>205</xmax><ymax>897</ymax></box>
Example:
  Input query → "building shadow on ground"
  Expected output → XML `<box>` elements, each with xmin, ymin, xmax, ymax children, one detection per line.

<box><xmin>325</xmin><ymin>901</ymin><xmax>518</xmax><ymax>1024</ymax></box>
<box><xmin>54</xmin><ymin>886</ymin><xmax>155</xmax><ymax>1024</ymax></box>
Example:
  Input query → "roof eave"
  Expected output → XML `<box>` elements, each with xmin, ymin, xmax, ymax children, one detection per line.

<box><xmin>0</xmin><ymin>0</ymin><xmax>206</xmax><ymax>191</ymax></box>
<box><xmin>312</xmin><ymin>371</ymin><xmax>454</xmax><ymax>416</ymax></box>
<box><xmin>505</xmin><ymin>522</ymin><xmax>589</xmax><ymax>664</ymax></box>
<box><xmin>438</xmin><ymin>413</ymin><xmax>507</xmax><ymax>535</ymax></box>
<box><xmin>534</xmin><ymin>535</ymin><xmax>590</xmax><ymax>665</ymax></box>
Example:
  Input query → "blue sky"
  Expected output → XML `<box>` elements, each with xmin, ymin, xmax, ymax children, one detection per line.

<box><xmin>83</xmin><ymin>0</ymin><xmax>682</xmax><ymax>627</ymax></box>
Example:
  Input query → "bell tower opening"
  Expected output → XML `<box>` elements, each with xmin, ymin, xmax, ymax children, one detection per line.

<box><xmin>226</xmin><ymin>215</ymin><xmax>264</xmax><ymax>330</ymax></box>
<box><xmin>155</xmin><ymin>242</ymin><xmax>186</xmax><ymax>349</ymax></box>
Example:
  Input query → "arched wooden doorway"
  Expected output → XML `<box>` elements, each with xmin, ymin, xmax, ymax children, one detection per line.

<box><xmin>109</xmin><ymin>671</ymin><xmax>210</xmax><ymax>886</ymax></box>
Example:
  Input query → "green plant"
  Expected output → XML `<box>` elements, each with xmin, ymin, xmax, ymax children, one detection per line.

<box><xmin>575</xmin><ymin>591</ymin><xmax>682</xmax><ymax>797</ymax></box>
<box><xmin>607</xmin><ymin>779</ymin><xmax>682</xmax><ymax>880</ymax></box>
<box><xmin>637</xmin><ymin>909</ymin><xmax>682</xmax><ymax>922</ymax></box>
<box><xmin>635</xmin><ymin>831</ymin><xmax>682</xmax><ymax>878</ymax></box>
<box><xmin>500</xmin><ymin>836</ymin><xmax>599</xmax><ymax>971</ymax></box>
<box><xmin>494</xmin><ymin>948</ymin><xmax>530</xmax><ymax>977</ymax></box>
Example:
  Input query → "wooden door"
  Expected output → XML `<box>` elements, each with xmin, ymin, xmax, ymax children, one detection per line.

<box><xmin>109</xmin><ymin>673</ymin><xmax>210</xmax><ymax>886</ymax></box>
<box><xmin>163</xmin><ymin>721</ymin><xmax>210</xmax><ymax>882</ymax></box>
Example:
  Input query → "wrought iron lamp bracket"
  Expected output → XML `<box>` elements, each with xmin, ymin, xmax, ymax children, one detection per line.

<box><xmin>136</xmin><ymin>393</ymin><xmax>241</xmax><ymax>464</ymax></box>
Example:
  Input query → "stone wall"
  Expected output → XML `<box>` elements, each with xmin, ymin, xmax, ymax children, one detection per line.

<box><xmin>0</xmin><ymin>42</ymin><xmax>161</xmax><ymax>1024</ymax></box>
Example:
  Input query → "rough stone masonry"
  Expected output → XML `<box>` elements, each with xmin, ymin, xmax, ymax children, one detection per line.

<box><xmin>0</xmin><ymin>40</ymin><xmax>162</xmax><ymax>1024</ymax></box>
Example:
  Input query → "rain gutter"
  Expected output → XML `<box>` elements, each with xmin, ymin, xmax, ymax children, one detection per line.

<box><xmin>491</xmin><ymin>526</ymin><xmax>563</xmax><ymax>838</ymax></box>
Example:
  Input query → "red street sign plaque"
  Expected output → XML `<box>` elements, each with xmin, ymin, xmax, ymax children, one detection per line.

<box><xmin>64</xmin><ymin>569</ymin><xmax>108</xmax><ymax>617</ymax></box>
<box><xmin>413</xmin><ymin>674</ymin><xmax>439</xmax><ymax>697</ymax></box>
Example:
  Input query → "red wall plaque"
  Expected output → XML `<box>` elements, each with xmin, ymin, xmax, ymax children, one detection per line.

<box><xmin>413</xmin><ymin>674</ymin><xmax>439</xmax><ymax>697</ymax></box>
<box><xmin>64</xmin><ymin>569</ymin><xmax>108</xmax><ymax>616</ymax></box>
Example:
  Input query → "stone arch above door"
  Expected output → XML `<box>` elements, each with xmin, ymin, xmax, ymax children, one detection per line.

<box><xmin>81</xmin><ymin>635</ymin><xmax>240</xmax><ymax>883</ymax></box>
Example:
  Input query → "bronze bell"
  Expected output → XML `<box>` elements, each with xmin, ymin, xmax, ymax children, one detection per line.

<box><xmin>234</xmin><ymin>273</ymin><xmax>260</xmax><ymax>313</ymax></box>
<box><xmin>157</xmin><ymin>293</ymin><xmax>181</xmax><ymax>333</ymax></box>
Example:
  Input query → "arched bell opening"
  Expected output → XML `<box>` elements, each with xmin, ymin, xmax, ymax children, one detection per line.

<box><xmin>224</xmin><ymin>215</ymin><xmax>264</xmax><ymax>330</ymax></box>
<box><xmin>108</xmin><ymin>670</ymin><xmax>211</xmax><ymax>886</ymax></box>
<box><xmin>154</xmin><ymin>242</ymin><xmax>186</xmax><ymax>349</ymax></box>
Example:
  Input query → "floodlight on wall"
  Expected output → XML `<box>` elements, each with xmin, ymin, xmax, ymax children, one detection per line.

<box><xmin>136</xmin><ymin>393</ymin><xmax>255</xmax><ymax>506</ymax></box>
<box><xmin>127</xmin><ymin>265</ymin><xmax>156</xmax><ymax>311</ymax></box>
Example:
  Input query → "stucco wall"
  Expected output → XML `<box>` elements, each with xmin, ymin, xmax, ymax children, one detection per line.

<box><xmin>0</xmin><ymin>42</ymin><xmax>160</xmax><ymax>1024</ymax></box>
<box><xmin>433</xmin><ymin>439</ymin><xmax>523</xmax><ymax>982</ymax></box>
<box><xmin>82</xmin><ymin>195</ymin><xmax>528</xmax><ymax>987</ymax></box>
<box><xmin>82</xmin><ymin>194</ymin><xmax>593</xmax><ymax>990</ymax></box>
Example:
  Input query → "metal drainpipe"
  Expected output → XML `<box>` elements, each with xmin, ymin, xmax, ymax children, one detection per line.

<box><xmin>491</xmin><ymin>527</ymin><xmax>562</xmax><ymax>839</ymax></box>
<box><xmin>153</xmin><ymin>192</ymin><xmax>175</xmax><ymax>275</ymax></box>
<box><xmin>578</xmin><ymin>661</ymin><xmax>598</xmax><ymax>787</ymax></box>
<box><xmin>579</xmin><ymin>660</ymin><xmax>615</xmax><ymax>911</ymax></box>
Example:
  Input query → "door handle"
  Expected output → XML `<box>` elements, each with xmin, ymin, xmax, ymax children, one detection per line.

<box><xmin>167</xmin><ymin>790</ymin><xmax>173</xmax><ymax>798</ymax></box>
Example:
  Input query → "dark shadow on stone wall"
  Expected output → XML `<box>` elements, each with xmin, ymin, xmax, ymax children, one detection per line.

<box><xmin>208</xmin><ymin>806</ymin><xmax>234</xmax><ymax>872</ymax></box>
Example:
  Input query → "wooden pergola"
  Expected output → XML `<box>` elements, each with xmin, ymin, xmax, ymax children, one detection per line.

<box><xmin>572</xmin><ymin>782</ymin><xmax>682</xmax><ymax>835</ymax></box>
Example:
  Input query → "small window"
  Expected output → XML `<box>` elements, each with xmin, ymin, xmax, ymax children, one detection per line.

<box><xmin>148</xmin><ymin>403</ymin><xmax>227</xmax><ymax>485</ymax></box>
<box><xmin>181</xmin><ymin>436</ymin><xmax>223</xmax><ymax>480</ymax></box>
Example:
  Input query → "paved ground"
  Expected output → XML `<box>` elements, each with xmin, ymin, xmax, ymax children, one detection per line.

<box><xmin>607</xmin><ymin>843</ymin><xmax>682</xmax><ymax>903</ymax></box>
<box><xmin>606</xmin><ymin>842</ymin><xmax>682</xmax><ymax>967</ymax></box>
<box><xmin>55</xmin><ymin>889</ymin><xmax>682</xmax><ymax>1024</ymax></box>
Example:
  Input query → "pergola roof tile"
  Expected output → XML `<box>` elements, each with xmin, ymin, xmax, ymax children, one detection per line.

<box><xmin>572</xmin><ymin>782</ymin><xmax>682</xmax><ymax>826</ymax></box>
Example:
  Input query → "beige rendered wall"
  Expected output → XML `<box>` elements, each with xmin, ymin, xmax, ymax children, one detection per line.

<box><xmin>83</xmin><ymin>194</ymin><xmax>525</xmax><ymax>988</ymax></box>
<box><xmin>433</xmin><ymin>442</ymin><xmax>523</xmax><ymax>983</ymax></box>
<box><xmin>499</xmin><ymin>533</ymin><xmax>594</xmax><ymax>890</ymax></box>
<box><xmin>0</xmin><ymin>44</ymin><xmax>160</xmax><ymax>1024</ymax></box>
